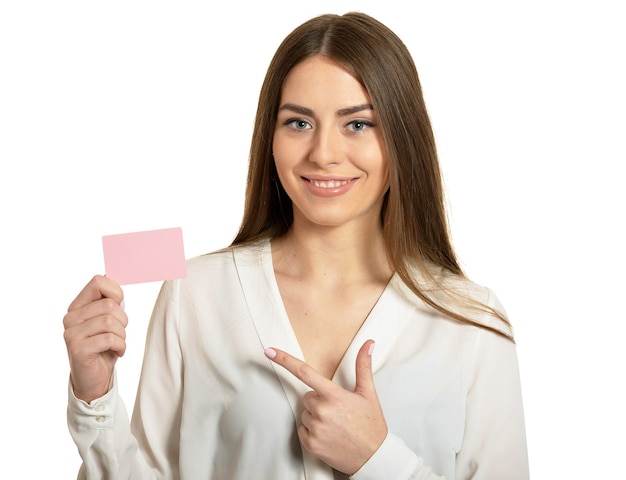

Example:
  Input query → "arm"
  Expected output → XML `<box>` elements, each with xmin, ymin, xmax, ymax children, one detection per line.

<box><xmin>129</xmin><ymin>279</ymin><xmax>184</xmax><ymax>477</ymax></box>
<box><xmin>65</xmin><ymin>279</ymin><xmax>184</xmax><ymax>479</ymax></box>
<box><xmin>455</xmin><ymin>327</ymin><xmax>529</xmax><ymax>479</ymax></box>
<box><xmin>67</xmin><ymin>373</ymin><xmax>150</xmax><ymax>479</ymax></box>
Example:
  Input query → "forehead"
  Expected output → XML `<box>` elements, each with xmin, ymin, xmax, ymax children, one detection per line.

<box><xmin>280</xmin><ymin>55</ymin><xmax>370</xmax><ymax>107</ymax></box>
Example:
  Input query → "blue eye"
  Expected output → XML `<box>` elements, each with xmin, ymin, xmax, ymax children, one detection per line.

<box><xmin>285</xmin><ymin>119</ymin><xmax>311</xmax><ymax>130</ymax></box>
<box><xmin>348</xmin><ymin>120</ymin><xmax>374</xmax><ymax>132</ymax></box>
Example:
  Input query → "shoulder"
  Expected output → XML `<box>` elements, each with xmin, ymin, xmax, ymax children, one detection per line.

<box><xmin>441</xmin><ymin>274</ymin><xmax>513</xmax><ymax>338</ymax></box>
<box><xmin>185</xmin><ymin>247</ymin><xmax>235</xmax><ymax>272</ymax></box>
<box><xmin>165</xmin><ymin>240</ymin><xmax>270</xmax><ymax>300</ymax></box>
<box><xmin>156</xmin><ymin>241</ymin><xmax>269</xmax><ymax>310</ymax></box>
<box><xmin>184</xmin><ymin>240</ymin><xmax>268</xmax><ymax>278</ymax></box>
<box><xmin>395</xmin><ymin>266</ymin><xmax>513</xmax><ymax>339</ymax></box>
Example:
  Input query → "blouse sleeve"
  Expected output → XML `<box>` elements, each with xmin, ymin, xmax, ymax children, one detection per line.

<box><xmin>349</xmin><ymin>432</ymin><xmax>444</xmax><ymax>480</ymax></box>
<box><xmin>455</xmin><ymin>292</ymin><xmax>529</xmax><ymax>479</ymax></box>
<box><xmin>66</xmin><ymin>279</ymin><xmax>183</xmax><ymax>479</ymax></box>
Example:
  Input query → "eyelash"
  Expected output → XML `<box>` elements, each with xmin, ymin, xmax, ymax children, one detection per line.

<box><xmin>284</xmin><ymin>119</ymin><xmax>311</xmax><ymax>130</ymax></box>
<box><xmin>283</xmin><ymin>118</ymin><xmax>375</xmax><ymax>133</ymax></box>
<box><xmin>347</xmin><ymin>120</ymin><xmax>375</xmax><ymax>132</ymax></box>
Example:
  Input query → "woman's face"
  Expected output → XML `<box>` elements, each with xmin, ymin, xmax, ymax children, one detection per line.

<box><xmin>272</xmin><ymin>55</ymin><xmax>389</xmax><ymax>233</ymax></box>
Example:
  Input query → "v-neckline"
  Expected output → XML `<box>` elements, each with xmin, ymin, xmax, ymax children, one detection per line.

<box><xmin>261</xmin><ymin>240</ymin><xmax>396</xmax><ymax>386</ymax></box>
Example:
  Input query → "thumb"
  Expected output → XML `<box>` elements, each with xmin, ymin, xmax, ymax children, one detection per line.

<box><xmin>354</xmin><ymin>339</ymin><xmax>377</xmax><ymax>397</ymax></box>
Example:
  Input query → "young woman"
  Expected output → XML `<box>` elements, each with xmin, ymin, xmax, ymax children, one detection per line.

<box><xmin>64</xmin><ymin>12</ymin><xmax>529</xmax><ymax>479</ymax></box>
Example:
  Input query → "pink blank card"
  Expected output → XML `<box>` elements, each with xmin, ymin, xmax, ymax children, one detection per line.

<box><xmin>102</xmin><ymin>227</ymin><xmax>186</xmax><ymax>285</ymax></box>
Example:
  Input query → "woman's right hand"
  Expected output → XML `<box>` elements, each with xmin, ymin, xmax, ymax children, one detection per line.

<box><xmin>63</xmin><ymin>275</ymin><xmax>128</xmax><ymax>403</ymax></box>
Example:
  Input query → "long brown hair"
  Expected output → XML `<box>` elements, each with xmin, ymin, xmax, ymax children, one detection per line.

<box><xmin>232</xmin><ymin>12</ymin><xmax>513</xmax><ymax>341</ymax></box>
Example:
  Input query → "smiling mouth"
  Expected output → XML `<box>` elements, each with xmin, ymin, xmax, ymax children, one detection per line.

<box><xmin>304</xmin><ymin>178</ymin><xmax>354</xmax><ymax>188</ymax></box>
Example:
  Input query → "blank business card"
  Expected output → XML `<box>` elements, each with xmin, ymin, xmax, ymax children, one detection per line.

<box><xmin>102</xmin><ymin>227</ymin><xmax>186</xmax><ymax>285</ymax></box>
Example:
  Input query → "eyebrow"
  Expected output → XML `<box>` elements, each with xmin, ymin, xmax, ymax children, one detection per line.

<box><xmin>337</xmin><ymin>104</ymin><xmax>374</xmax><ymax>116</ymax></box>
<box><xmin>278</xmin><ymin>103</ymin><xmax>374</xmax><ymax>117</ymax></box>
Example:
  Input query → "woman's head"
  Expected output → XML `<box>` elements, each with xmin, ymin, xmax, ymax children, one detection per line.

<box><xmin>234</xmin><ymin>12</ymin><xmax>459</xmax><ymax>275</ymax></box>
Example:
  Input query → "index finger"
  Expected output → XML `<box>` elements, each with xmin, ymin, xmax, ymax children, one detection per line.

<box><xmin>264</xmin><ymin>347</ymin><xmax>334</xmax><ymax>393</ymax></box>
<box><xmin>68</xmin><ymin>274</ymin><xmax>124</xmax><ymax>311</ymax></box>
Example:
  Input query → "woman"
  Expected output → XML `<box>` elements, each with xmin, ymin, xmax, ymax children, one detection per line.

<box><xmin>64</xmin><ymin>12</ymin><xmax>529</xmax><ymax>479</ymax></box>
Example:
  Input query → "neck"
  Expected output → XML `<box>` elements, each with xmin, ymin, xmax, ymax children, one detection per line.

<box><xmin>271</xmin><ymin>222</ymin><xmax>392</xmax><ymax>286</ymax></box>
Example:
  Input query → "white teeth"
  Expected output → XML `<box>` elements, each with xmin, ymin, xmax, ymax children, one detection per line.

<box><xmin>310</xmin><ymin>179</ymin><xmax>350</xmax><ymax>188</ymax></box>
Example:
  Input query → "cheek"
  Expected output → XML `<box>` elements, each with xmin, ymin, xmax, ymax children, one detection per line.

<box><xmin>271</xmin><ymin>150</ymin><xmax>298</xmax><ymax>194</ymax></box>
<box><xmin>272</xmin><ymin>136</ymin><xmax>299</xmax><ymax>171</ymax></box>
<box><xmin>372</xmin><ymin>158</ymin><xmax>390</xmax><ymax>196</ymax></box>
<box><xmin>382</xmin><ymin>159</ymin><xmax>390</xmax><ymax>184</ymax></box>
<box><xmin>374</xmin><ymin>144</ymin><xmax>390</xmax><ymax>186</ymax></box>
<box><xmin>272</xmin><ymin>153</ymin><xmax>293</xmax><ymax>182</ymax></box>
<box><xmin>360</xmin><ymin>147</ymin><xmax>389</xmax><ymax>185</ymax></box>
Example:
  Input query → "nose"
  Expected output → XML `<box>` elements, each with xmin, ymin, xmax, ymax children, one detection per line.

<box><xmin>309</xmin><ymin>125</ymin><xmax>342</xmax><ymax>167</ymax></box>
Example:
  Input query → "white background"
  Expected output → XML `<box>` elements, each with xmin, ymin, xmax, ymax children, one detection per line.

<box><xmin>1</xmin><ymin>1</ymin><xmax>624</xmax><ymax>478</ymax></box>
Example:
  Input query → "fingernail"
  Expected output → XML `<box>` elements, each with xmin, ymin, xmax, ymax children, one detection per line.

<box><xmin>264</xmin><ymin>347</ymin><xmax>277</xmax><ymax>359</ymax></box>
<box><xmin>120</xmin><ymin>300</ymin><xmax>126</xmax><ymax>311</ymax></box>
<box><xmin>368</xmin><ymin>342</ymin><xmax>375</xmax><ymax>356</ymax></box>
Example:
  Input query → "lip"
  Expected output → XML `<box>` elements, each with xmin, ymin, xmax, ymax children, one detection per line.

<box><xmin>301</xmin><ymin>175</ymin><xmax>358</xmax><ymax>197</ymax></box>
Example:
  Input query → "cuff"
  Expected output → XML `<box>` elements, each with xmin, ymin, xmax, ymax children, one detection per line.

<box><xmin>67</xmin><ymin>372</ymin><xmax>118</xmax><ymax>430</ymax></box>
<box><xmin>350</xmin><ymin>431</ymin><xmax>422</xmax><ymax>480</ymax></box>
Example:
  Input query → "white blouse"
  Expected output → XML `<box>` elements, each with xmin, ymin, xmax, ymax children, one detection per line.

<box><xmin>67</xmin><ymin>240</ymin><xmax>529</xmax><ymax>479</ymax></box>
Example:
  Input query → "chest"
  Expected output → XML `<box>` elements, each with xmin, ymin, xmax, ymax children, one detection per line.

<box><xmin>276</xmin><ymin>277</ymin><xmax>387</xmax><ymax>379</ymax></box>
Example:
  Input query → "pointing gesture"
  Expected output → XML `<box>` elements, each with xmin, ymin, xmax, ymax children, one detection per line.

<box><xmin>264</xmin><ymin>340</ymin><xmax>388</xmax><ymax>475</ymax></box>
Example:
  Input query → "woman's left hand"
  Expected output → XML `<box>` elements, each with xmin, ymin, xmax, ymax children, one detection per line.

<box><xmin>265</xmin><ymin>340</ymin><xmax>388</xmax><ymax>475</ymax></box>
